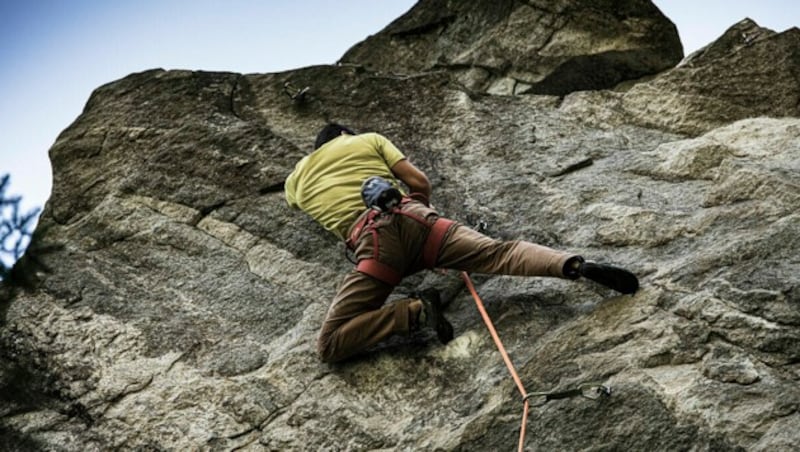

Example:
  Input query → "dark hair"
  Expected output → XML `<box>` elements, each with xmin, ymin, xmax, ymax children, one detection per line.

<box><xmin>314</xmin><ymin>123</ymin><xmax>356</xmax><ymax>149</ymax></box>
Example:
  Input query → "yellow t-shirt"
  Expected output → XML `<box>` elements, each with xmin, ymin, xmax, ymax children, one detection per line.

<box><xmin>285</xmin><ymin>132</ymin><xmax>406</xmax><ymax>239</ymax></box>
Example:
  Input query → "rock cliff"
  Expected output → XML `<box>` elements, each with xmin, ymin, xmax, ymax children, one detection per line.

<box><xmin>340</xmin><ymin>0</ymin><xmax>683</xmax><ymax>95</ymax></box>
<box><xmin>2</xmin><ymin>1</ymin><xmax>799</xmax><ymax>450</ymax></box>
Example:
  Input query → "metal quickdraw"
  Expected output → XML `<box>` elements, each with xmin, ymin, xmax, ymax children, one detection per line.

<box><xmin>283</xmin><ymin>81</ymin><xmax>310</xmax><ymax>104</ymax></box>
<box><xmin>522</xmin><ymin>382</ymin><xmax>612</xmax><ymax>408</ymax></box>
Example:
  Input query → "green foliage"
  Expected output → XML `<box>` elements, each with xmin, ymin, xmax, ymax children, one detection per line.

<box><xmin>1</xmin><ymin>174</ymin><xmax>39</xmax><ymax>264</ymax></box>
<box><xmin>1</xmin><ymin>174</ymin><xmax>58</xmax><ymax>299</ymax></box>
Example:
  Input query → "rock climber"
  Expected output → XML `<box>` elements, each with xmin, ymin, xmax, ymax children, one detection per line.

<box><xmin>285</xmin><ymin>123</ymin><xmax>639</xmax><ymax>363</ymax></box>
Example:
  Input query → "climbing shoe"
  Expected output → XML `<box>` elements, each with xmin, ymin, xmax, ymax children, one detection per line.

<box><xmin>579</xmin><ymin>262</ymin><xmax>639</xmax><ymax>295</ymax></box>
<box><xmin>416</xmin><ymin>289</ymin><xmax>454</xmax><ymax>344</ymax></box>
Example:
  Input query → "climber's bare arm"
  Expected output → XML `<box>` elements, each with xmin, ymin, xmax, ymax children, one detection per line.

<box><xmin>391</xmin><ymin>159</ymin><xmax>432</xmax><ymax>202</ymax></box>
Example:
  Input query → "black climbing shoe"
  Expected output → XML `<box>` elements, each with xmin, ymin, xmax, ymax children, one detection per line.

<box><xmin>416</xmin><ymin>289</ymin><xmax>454</xmax><ymax>344</ymax></box>
<box><xmin>579</xmin><ymin>262</ymin><xmax>639</xmax><ymax>295</ymax></box>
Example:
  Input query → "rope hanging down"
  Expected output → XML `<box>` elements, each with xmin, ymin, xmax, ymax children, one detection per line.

<box><xmin>461</xmin><ymin>272</ymin><xmax>531</xmax><ymax>452</ymax></box>
<box><xmin>460</xmin><ymin>271</ymin><xmax>610</xmax><ymax>451</ymax></box>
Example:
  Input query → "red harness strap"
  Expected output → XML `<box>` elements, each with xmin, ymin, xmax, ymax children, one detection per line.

<box><xmin>346</xmin><ymin>200</ymin><xmax>455</xmax><ymax>286</ymax></box>
<box><xmin>345</xmin><ymin>209</ymin><xmax>380</xmax><ymax>251</ymax></box>
<box><xmin>423</xmin><ymin>217</ymin><xmax>454</xmax><ymax>269</ymax></box>
<box><xmin>356</xmin><ymin>259</ymin><xmax>403</xmax><ymax>286</ymax></box>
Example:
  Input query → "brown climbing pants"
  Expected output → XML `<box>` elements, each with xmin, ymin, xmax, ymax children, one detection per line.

<box><xmin>317</xmin><ymin>200</ymin><xmax>577</xmax><ymax>363</ymax></box>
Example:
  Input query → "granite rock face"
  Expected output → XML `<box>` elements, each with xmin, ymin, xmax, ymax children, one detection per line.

<box><xmin>340</xmin><ymin>0</ymin><xmax>683</xmax><ymax>95</ymax></box>
<box><xmin>2</xmin><ymin>2</ymin><xmax>800</xmax><ymax>451</ymax></box>
<box><xmin>563</xmin><ymin>19</ymin><xmax>800</xmax><ymax>135</ymax></box>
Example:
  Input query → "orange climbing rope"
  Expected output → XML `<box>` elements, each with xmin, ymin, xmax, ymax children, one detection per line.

<box><xmin>460</xmin><ymin>271</ymin><xmax>530</xmax><ymax>452</ymax></box>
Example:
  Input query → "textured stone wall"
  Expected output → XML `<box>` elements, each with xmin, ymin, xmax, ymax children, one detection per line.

<box><xmin>1</xmin><ymin>2</ymin><xmax>799</xmax><ymax>451</ymax></box>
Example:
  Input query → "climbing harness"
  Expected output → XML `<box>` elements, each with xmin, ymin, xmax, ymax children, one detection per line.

<box><xmin>345</xmin><ymin>194</ymin><xmax>454</xmax><ymax>286</ymax></box>
<box><xmin>461</xmin><ymin>272</ymin><xmax>611</xmax><ymax>451</ymax></box>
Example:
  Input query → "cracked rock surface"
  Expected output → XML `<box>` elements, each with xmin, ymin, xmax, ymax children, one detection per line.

<box><xmin>340</xmin><ymin>0</ymin><xmax>683</xmax><ymax>95</ymax></box>
<box><xmin>2</xmin><ymin>2</ymin><xmax>799</xmax><ymax>450</ymax></box>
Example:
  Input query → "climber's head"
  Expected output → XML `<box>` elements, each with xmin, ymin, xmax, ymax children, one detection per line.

<box><xmin>314</xmin><ymin>123</ymin><xmax>356</xmax><ymax>149</ymax></box>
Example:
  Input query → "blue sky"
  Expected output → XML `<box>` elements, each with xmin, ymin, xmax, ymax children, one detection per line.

<box><xmin>1</xmin><ymin>0</ymin><xmax>798</xmax><ymax>220</ymax></box>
